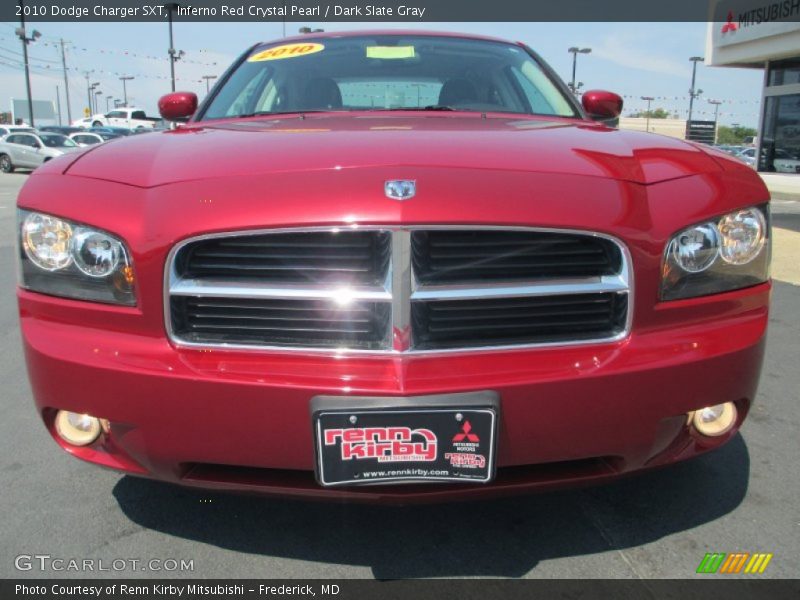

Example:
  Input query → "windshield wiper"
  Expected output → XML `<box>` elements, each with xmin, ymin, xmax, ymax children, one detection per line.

<box><xmin>235</xmin><ymin>110</ymin><xmax>333</xmax><ymax>118</ymax></box>
<box><xmin>376</xmin><ymin>105</ymin><xmax>458</xmax><ymax>112</ymax></box>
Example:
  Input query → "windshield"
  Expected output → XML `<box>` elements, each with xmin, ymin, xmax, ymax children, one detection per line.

<box><xmin>39</xmin><ymin>133</ymin><xmax>77</xmax><ymax>148</ymax></box>
<box><xmin>200</xmin><ymin>35</ymin><xmax>577</xmax><ymax>120</ymax></box>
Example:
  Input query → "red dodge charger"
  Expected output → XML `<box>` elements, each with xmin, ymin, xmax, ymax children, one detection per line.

<box><xmin>16</xmin><ymin>32</ymin><xmax>770</xmax><ymax>502</ymax></box>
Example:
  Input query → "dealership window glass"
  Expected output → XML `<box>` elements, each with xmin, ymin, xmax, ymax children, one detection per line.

<box><xmin>759</xmin><ymin>93</ymin><xmax>800</xmax><ymax>174</ymax></box>
<box><xmin>768</xmin><ymin>59</ymin><xmax>800</xmax><ymax>87</ymax></box>
<box><xmin>200</xmin><ymin>35</ymin><xmax>579</xmax><ymax>119</ymax></box>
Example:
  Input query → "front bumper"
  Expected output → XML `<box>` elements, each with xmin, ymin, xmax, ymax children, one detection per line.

<box><xmin>19</xmin><ymin>282</ymin><xmax>768</xmax><ymax>503</ymax></box>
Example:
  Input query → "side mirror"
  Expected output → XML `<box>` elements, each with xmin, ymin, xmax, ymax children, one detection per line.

<box><xmin>582</xmin><ymin>90</ymin><xmax>624</xmax><ymax>120</ymax></box>
<box><xmin>158</xmin><ymin>92</ymin><xmax>198</xmax><ymax>121</ymax></box>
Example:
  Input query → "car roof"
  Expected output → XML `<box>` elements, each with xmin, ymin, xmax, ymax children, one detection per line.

<box><xmin>260</xmin><ymin>30</ymin><xmax>514</xmax><ymax>46</ymax></box>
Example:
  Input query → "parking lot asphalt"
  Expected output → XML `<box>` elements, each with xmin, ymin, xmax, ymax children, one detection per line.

<box><xmin>0</xmin><ymin>172</ymin><xmax>797</xmax><ymax>579</ymax></box>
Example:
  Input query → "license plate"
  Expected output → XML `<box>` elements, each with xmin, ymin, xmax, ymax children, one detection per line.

<box><xmin>312</xmin><ymin>392</ymin><xmax>498</xmax><ymax>487</ymax></box>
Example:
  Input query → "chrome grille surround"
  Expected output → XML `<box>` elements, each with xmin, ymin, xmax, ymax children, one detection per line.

<box><xmin>165</xmin><ymin>226</ymin><xmax>633</xmax><ymax>354</ymax></box>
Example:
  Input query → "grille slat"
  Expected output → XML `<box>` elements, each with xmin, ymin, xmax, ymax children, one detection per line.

<box><xmin>168</xmin><ymin>228</ymin><xmax>630</xmax><ymax>352</ymax></box>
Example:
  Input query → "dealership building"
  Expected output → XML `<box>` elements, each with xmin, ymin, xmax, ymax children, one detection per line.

<box><xmin>707</xmin><ymin>0</ymin><xmax>800</xmax><ymax>185</ymax></box>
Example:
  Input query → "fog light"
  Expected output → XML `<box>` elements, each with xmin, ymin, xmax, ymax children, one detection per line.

<box><xmin>54</xmin><ymin>411</ymin><xmax>102</xmax><ymax>446</ymax></box>
<box><xmin>691</xmin><ymin>402</ymin><xmax>737</xmax><ymax>437</ymax></box>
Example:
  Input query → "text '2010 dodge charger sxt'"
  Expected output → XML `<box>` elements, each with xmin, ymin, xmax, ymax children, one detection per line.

<box><xmin>17</xmin><ymin>32</ymin><xmax>770</xmax><ymax>502</ymax></box>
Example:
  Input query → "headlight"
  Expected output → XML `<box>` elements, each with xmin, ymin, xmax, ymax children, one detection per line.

<box><xmin>22</xmin><ymin>213</ymin><xmax>73</xmax><ymax>271</ymax></box>
<box><xmin>661</xmin><ymin>205</ymin><xmax>769</xmax><ymax>301</ymax></box>
<box><xmin>18</xmin><ymin>210</ymin><xmax>136</xmax><ymax>306</ymax></box>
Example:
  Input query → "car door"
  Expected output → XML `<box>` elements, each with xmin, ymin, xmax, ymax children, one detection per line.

<box><xmin>19</xmin><ymin>134</ymin><xmax>46</xmax><ymax>167</ymax></box>
<box><xmin>6</xmin><ymin>134</ymin><xmax>34</xmax><ymax>167</ymax></box>
<box><xmin>106</xmin><ymin>110</ymin><xmax>126</xmax><ymax>127</ymax></box>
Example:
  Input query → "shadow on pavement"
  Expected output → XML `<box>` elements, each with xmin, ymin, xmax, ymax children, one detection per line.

<box><xmin>113</xmin><ymin>434</ymin><xmax>749</xmax><ymax>578</ymax></box>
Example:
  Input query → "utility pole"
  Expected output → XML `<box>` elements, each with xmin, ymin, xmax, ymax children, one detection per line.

<box><xmin>709</xmin><ymin>99</ymin><xmax>723</xmax><ymax>144</ymax></box>
<box><xmin>59</xmin><ymin>39</ymin><xmax>72</xmax><ymax>124</ymax></box>
<box><xmin>16</xmin><ymin>0</ymin><xmax>40</xmax><ymax>127</ymax></box>
<box><xmin>202</xmin><ymin>75</ymin><xmax>217</xmax><ymax>93</ymax></box>
<box><xmin>641</xmin><ymin>96</ymin><xmax>655</xmax><ymax>132</ymax></box>
<box><xmin>119</xmin><ymin>76</ymin><xmax>134</xmax><ymax>106</ymax></box>
<box><xmin>687</xmin><ymin>56</ymin><xmax>705</xmax><ymax>124</ymax></box>
<box><xmin>55</xmin><ymin>85</ymin><xmax>61</xmax><ymax>125</ymax></box>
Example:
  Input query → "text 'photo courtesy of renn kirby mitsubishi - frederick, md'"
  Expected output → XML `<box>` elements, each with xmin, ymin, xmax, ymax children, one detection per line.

<box><xmin>0</xmin><ymin>0</ymin><xmax>799</xmax><ymax>596</ymax></box>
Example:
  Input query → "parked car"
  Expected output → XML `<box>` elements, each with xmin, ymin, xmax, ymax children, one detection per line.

<box><xmin>0</xmin><ymin>125</ymin><xmax>37</xmax><ymax>138</ymax></box>
<box><xmin>0</xmin><ymin>131</ymin><xmax>81</xmax><ymax>172</ymax></box>
<box><xmin>17</xmin><ymin>32</ymin><xmax>770</xmax><ymax>502</ymax></box>
<box><xmin>69</xmin><ymin>132</ymin><xmax>119</xmax><ymax>147</ymax></box>
<box><xmin>88</xmin><ymin>126</ymin><xmax>133</xmax><ymax>137</ymax></box>
<box><xmin>736</xmin><ymin>147</ymin><xmax>757</xmax><ymax>167</ymax></box>
<box><xmin>38</xmin><ymin>126</ymin><xmax>84</xmax><ymax>136</ymax></box>
<box><xmin>772</xmin><ymin>149</ymin><xmax>800</xmax><ymax>173</ymax></box>
<box><xmin>72</xmin><ymin>107</ymin><xmax>158</xmax><ymax>130</ymax></box>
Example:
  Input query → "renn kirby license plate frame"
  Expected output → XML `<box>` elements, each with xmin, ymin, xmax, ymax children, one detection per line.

<box><xmin>311</xmin><ymin>391</ymin><xmax>499</xmax><ymax>487</ymax></box>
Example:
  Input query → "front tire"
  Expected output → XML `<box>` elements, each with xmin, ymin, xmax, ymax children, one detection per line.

<box><xmin>92</xmin><ymin>120</ymin><xmax>103</xmax><ymax>127</ymax></box>
<box><xmin>0</xmin><ymin>154</ymin><xmax>13</xmax><ymax>173</ymax></box>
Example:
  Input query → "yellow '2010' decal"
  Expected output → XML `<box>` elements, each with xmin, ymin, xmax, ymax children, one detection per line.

<box><xmin>248</xmin><ymin>43</ymin><xmax>325</xmax><ymax>62</ymax></box>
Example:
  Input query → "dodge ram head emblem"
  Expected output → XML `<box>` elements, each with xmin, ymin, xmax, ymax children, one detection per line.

<box><xmin>385</xmin><ymin>180</ymin><xmax>416</xmax><ymax>201</ymax></box>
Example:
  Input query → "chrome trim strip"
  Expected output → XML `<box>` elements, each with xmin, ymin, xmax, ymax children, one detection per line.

<box><xmin>390</xmin><ymin>230</ymin><xmax>412</xmax><ymax>351</ymax></box>
<box><xmin>164</xmin><ymin>225</ymin><xmax>633</xmax><ymax>355</ymax></box>
<box><xmin>170</xmin><ymin>278</ymin><xmax>392</xmax><ymax>302</ymax></box>
<box><xmin>411</xmin><ymin>275</ymin><xmax>628</xmax><ymax>301</ymax></box>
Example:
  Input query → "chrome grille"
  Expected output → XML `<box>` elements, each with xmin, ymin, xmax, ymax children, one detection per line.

<box><xmin>166</xmin><ymin>227</ymin><xmax>632</xmax><ymax>353</ymax></box>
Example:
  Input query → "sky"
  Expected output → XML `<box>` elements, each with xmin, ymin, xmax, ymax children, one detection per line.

<box><xmin>0</xmin><ymin>20</ymin><xmax>765</xmax><ymax>127</ymax></box>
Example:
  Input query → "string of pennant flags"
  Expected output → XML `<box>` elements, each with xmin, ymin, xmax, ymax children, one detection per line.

<box><xmin>5</xmin><ymin>36</ymin><xmax>220</xmax><ymax>68</ymax></box>
<box><xmin>618</xmin><ymin>93</ymin><xmax>762</xmax><ymax>105</ymax></box>
<box><xmin>0</xmin><ymin>49</ymin><xmax>209</xmax><ymax>84</ymax></box>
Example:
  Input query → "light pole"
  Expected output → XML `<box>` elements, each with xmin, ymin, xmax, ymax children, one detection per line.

<box><xmin>106</xmin><ymin>95</ymin><xmax>113</xmax><ymax>111</ymax></box>
<box><xmin>166</xmin><ymin>3</ymin><xmax>184</xmax><ymax>92</ymax></box>
<box><xmin>119</xmin><ymin>76</ymin><xmax>134</xmax><ymax>106</ymax></box>
<box><xmin>687</xmin><ymin>56</ymin><xmax>705</xmax><ymax>124</ymax></box>
<box><xmin>15</xmin><ymin>1</ymin><xmax>41</xmax><ymax>127</ymax></box>
<box><xmin>94</xmin><ymin>90</ymin><xmax>103</xmax><ymax>115</ymax></box>
<box><xmin>202</xmin><ymin>75</ymin><xmax>217</xmax><ymax>93</ymax></box>
<box><xmin>641</xmin><ymin>96</ymin><xmax>655</xmax><ymax>132</ymax></box>
<box><xmin>568</xmin><ymin>47</ymin><xmax>591</xmax><ymax>94</ymax></box>
<box><xmin>87</xmin><ymin>80</ymin><xmax>99</xmax><ymax>115</ymax></box>
<box><xmin>708</xmin><ymin>99</ymin><xmax>723</xmax><ymax>144</ymax></box>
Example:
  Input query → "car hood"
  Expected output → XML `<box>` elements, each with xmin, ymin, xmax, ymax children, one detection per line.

<box><xmin>63</xmin><ymin>114</ymin><xmax>723</xmax><ymax>188</ymax></box>
<box><xmin>49</xmin><ymin>146</ymin><xmax>83</xmax><ymax>156</ymax></box>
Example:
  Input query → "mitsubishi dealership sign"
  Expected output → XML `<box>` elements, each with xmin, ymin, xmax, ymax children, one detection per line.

<box><xmin>708</xmin><ymin>0</ymin><xmax>800</xmax><ymax>66</ymax></box>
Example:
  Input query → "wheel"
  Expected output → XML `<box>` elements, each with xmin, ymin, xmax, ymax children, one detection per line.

<box><xmin>92</xmin><ymin>120</ymin><xmax>103</xmax><ymax>127</ymax></box>
<box><xmin>0</xmin><ymin>154</ymin><xmax>13</xmax><ymax>174</ymax></box>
